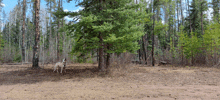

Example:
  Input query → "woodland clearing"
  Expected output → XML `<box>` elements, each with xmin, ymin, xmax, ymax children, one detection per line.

<box><xmin>0</xmin><ymin>63</ymin><xmax>220</xmax><ymax>100</ymax></box>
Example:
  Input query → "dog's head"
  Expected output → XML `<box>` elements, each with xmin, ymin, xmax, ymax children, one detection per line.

<box><xmin>63</xmin><ymin>58</ymin><xmax>67</xmax><ymax>63</ymax></box>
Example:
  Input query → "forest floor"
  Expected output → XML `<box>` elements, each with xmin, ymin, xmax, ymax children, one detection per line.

<box><xmin>1</xmin><ymin>63</ymin><xmax>220</xmax><ymax>100</ymax></box>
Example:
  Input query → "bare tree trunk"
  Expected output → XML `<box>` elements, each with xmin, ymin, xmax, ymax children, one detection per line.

<box><xmin>9</xmin><ymin>15</ymin><xmax>11</xmax><ymax>58</ymax></box>
<box><xmin>98</xmin><ymin>32</ymin><xmax>105</xmax><ymax>71</ymax></box>
<box><xmin>138</xmin><ymin>42</ymin><xmax>141</xmax><ymax>63</ymax></box>
<box><xmin>142</xmin><ymin>34</ymin><xmax>147</xmax><ymax>64</ymax></box>
<box><xmin>97</xmin><ymin>49</ymin><xmax>99</xmax><ymax>62</ymax></box>
<box><xmin>57</xmin><ymin>0</ymin><xmax>61</xmax><ymax>61</ymax></box>
<box><xmin>177</xmin><ymin>0</ymin><xmax>179</xmax><ymax>32</ymax></box>
<box><xmin>152</xmin><ymin>6</ymin><xmax>155</xmax><ymax>66</ymax></box>
<box><xmin>98</xmin><ymin>0</ymin><xmax>105</xmax><ymax>71</ymax></box>
<box><xmin>218</xmin><ymin>0</ymin><xmax>220</xmax><ymax>23</ymax></box>
<box><xmin>187</xmin><ymin>0</ymin><xmax>192</xmax><ymax>32</ymax></box>
<box><xmin>22</xmin><ymin>0</ymin><xmax>26</xmax><ymax>64</ymax></box>
<box><xmin>180</xmin><ymin>0</ymin><xmax>184</xmax><ymax>25</ymax></box>
<box><xmin>49</xmin><ymin>1</ymin><xmax>52</xmax><ymax>62</ymax></box>
<box><xmin>57</xmin><ymin>30</ymin><xmax>60</xmax><ymax>61</ymax></box>
<box><xmin>201</xmin><ymin>1</ymin><xmax>204</xmax><ymax>35</ymax></box>
<box><xmin>32</xmin><ymin>0</ymin><xmax>40</xmax><ymax>68</ymax></box>
<box><xmin>61</xmin><ymin>0</ymin><xmax>65</xmax><ymax>59</ymax></box>
<box><xmin>191</xmin><ymin>51</ymin><xmax>193</xmax><ymax>65</ymax></box>
<box><xmin>43</xmin><ymin>35</ymin><xmax>45</xmax><ymax>68</ymax></box>
<box><xmin>106</xmin><ymin>44</ymin><xmax>110</xmax><ymax>69</ymax></box>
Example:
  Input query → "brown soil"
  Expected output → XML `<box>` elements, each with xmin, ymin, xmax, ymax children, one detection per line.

<box><xmin>1</xmin><ymin>63</ymin><xmax>220</xmax><ymax>100</ymax></box>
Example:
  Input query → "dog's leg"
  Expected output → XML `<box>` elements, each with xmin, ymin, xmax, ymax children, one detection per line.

<box><xmin>57</xmin><ymin>65</ymin><xmax>59</xmax><ymax>73</ymax></box>
<box><xmin>64</xmin><ymin>65</ymin><xmax>66</xmax><ymax>73</ymax></box>
<box><xmin>60</xmin><ymin>66</ymin><xmax>63</xmax><ymax>73</ymax></box>
<box><xmin>53</xmin><ymin>65</ymin><xmax>57</xmax><ymax>72</ymax></box>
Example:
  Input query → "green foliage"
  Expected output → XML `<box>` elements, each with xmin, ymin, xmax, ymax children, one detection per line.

<box><xmin>0</xmin><ymin>32</ymin><xmax>5</xmax><ymax>60</ymax></box>
<box><xmin>55</xmin><ymin>0</ymin><xmax>149</xmax><ymax>59</ymax></box>
<box><xmin>212</xmin><ymin>0</ymin><xmax>220</xmax><ymax>22</ymax></box>
<box><xmin>169</xmin><ymin>37</ymin><xmax>175</xmax><ymax>58</ymax></box>
<box><xmin>14</xmin><ymin>53</ymin><xmax>22</xmax><ymax>62</ymax></box>
<box><xmin>203</xmin><ymin>23</ymin><xmax>220</xmax><ymax>54</ymax></box>
<box><xmin>178</xmin><ymin>25</ymin><xmax>185</xmax><ymax>48</ymax></box>
<box><xmin>26</xmin><ymin>19</ymin><xmax>35</xmax><ymax>49</ymax></box>
<box><xmin>144</xmin><ymin>9</ymin><xmax>153</xmax><ymax>50</ymax></box>
<box><xmin>0</xmin><ymin>32</ymin><xmax>5</xmax><ymax>48</ymax></box>
<box><xmin>154</xmin><ymin>21</ymin><xmax>168</xmax><ymax>35</ymax></box>
<box><xmin>184</xmin><ymin>0</ymin><xmax>208</xmax><ymax>36</ymax></box>
<box><xmin>86</xmin><ymin>54</ymin><xmax>94</xmax><ymax>63</ymax></box>
<box><xmin>156</xmin><ymin>22</ymin><xmax>168</xmax><ymax>49</ymax></box>
<box><xmin>8</xmin><ymin>19</ymin><xmax>21</xmax><ymax>50</ymax></box>
<box><xmin>178</xmin><ymin>29</ymin><xmax>202</xmax><ymax>59</ymax></box>
<box><xmin>75</xmin><ymin>57</ymin><xmax>86</xmax><ymax>63</ymax></box>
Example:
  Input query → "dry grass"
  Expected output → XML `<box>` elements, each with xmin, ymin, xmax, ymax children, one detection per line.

<box><xmin>1</xmin><ymin>63</ymin><xmax>220</xmax><ymax>100</ymax></box>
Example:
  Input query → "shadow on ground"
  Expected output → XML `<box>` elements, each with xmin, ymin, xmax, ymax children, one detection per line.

<box><xmin>0</xmin><ymin>64</ymin><xmax>107</xmax><ymax>85</ymax></box>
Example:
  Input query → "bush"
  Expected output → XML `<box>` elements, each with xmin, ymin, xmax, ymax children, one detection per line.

<box><xmin>14</xmin><ymin>54</ymin><xmax>22</xmax><ymax>62</ymax></box>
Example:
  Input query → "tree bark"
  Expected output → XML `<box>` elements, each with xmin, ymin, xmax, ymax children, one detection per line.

<box><xmin>57</xmin><ymin>0</ymin><xmax>61</xmax><ymax>61</ymax></box>
<box><xmin>22</xmin><ymin>0</ymin><xmax>26</xmax><ymax>63</ymax></box>
<box><xmin>32</xmin><ymin>0</ymin><xmax>40</xmax><ymax>68</ymax></box>
<box><xmin>201</xmin><ymin>1</ymin><xmax>204</xmax><ymax>35</ymax></box>
<box><xmin>177</xmin><ymin>0</ymin><xmax>179</xmax><ymax>32</ymax></box>
<box><xmin>180</xmin><ymin>0</ymin><xmax>184</xmax><ymax>25</ymax></box>
<box><xmin>138</xmin><ymin>41</ymin><xmax>141</xmax><ymax>63</ymax></box>
<box><xmin>152</xmin><ymin>5</ymin><xmax>155</xmax><ymax>66</ymax></box>
<box><xmin>187</xmin><ymin>0</ymin><xmax>192</xmax><ymax>32</ymax></box>
<box><xmin>98</xmin><ymin>0</ymin><xmax>105</xmax><ymax>71</ymax></box>
<box><xmin>142</xmin><ymin>34</ymin><xmax>147</xmax><ymax>64</ymax></box>
<box><xmin>61</xmin><ymin>0</ymin><xmax>65</xmax><ymax>59</ymax></box>
<box><xmin>49</xmin><ymin>0</ymin><xmax>52</xmax><ymax>62</ymax></box>
<box><xmin>106</xmin><ymin>44</ymin><xmax>110</xmax><ymax>69</ymax></box>
<box><xmin>98</xmin><ymin>32</ymin><xmax>105</xmax><ymax>71</ymax></box>
<box><xmin>97</xmin><ymin>49</ymin><xmax>99</xmax><ymax>62</ymax></box>
<box><xmin>218</xmin><ymin>0</ymin><xmax>220</xmax><ymax>23</ymax></box>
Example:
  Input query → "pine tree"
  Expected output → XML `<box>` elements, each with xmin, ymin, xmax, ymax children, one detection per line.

<box><xmin>143</xmin><ymin>7</ymin><xmax>152</xmax><ymax>64</ymax></box>
<box><xmin>212</xmin><ymin>0</ymin><xmax>220</xmax><ymax>23</ymax></box>
<box><xmin>55</xmin><ymin>0</ymin><xmax>148</xmax><ymax>71</ymax></box>
<box><xmin>184</xmin><ymin>0</ymin><xmax>208</xmax><ymax>36</ymax></box>
<box><xmin>0</xmin><ymin>31</ymin><xmax>4</xmax><ymax>60</ymax></box>
<box><xmin>204</xmin><ymin>23</ymin><xmax>220</xmax><ymax>66</ymax></box>
<box><xmin>199</xmin><ymin>0</ymin><xmax>208</xmax><ymax>35</ymax></box>
<box><xmin>22</xmin><ymin>0</ymin><xmax>26</xmax><ymax>63</ymax></box>
<box><xmin>32</xmin><ymin>0</ymin><xmax>40</xmax><ymax>68</ymax></box>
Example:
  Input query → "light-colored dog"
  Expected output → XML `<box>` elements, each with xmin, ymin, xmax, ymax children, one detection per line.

<box><xmin>53</xmin><ymin>58</ymin><xmax>67</xmax><ymax>73</ymax></box>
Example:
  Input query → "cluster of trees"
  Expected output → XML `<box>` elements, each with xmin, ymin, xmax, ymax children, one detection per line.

<box><xmin>0</xmin><ymin>0</ymin><xmax>73</xmax><ymax>68</ymax></box>
<box><xmin>0</xmin><ymin>0</ymin><xmax>220</xmax><ymax>71</ymax></box>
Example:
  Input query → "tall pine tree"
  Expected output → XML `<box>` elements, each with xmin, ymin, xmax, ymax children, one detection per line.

<box><xmin>212</xmin><ymin>0</ymin><xmax>220</xmax><ymax>23</ymax></box>
<box><xmin>55</xmin><ymin>0</ymin><xmax>148</xmax><ymax>71</ymax></box>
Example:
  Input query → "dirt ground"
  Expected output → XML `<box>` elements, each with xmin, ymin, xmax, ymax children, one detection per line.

<box><xmin>1</xmin><ymin>63</ymin><xmax>220</xmax><ymax>100</ymax></box>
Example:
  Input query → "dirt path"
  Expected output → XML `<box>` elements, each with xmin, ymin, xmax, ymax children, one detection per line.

<box><xmin>1</xmin><ymin>64</ymin><xmax>220</xmax><ymax>100</ymax></box>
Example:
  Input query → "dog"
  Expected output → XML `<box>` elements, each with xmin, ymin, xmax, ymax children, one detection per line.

<box><xmin>53</xmin><ymin>58</ymin><xmax>67</xmax><ymax>73</ymax></box>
